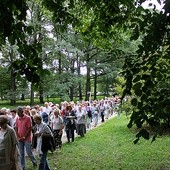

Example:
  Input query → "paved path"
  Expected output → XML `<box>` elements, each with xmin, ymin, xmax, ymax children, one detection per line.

<box><xmin>61</xmin><ymin>113</ymin><xmax>117</xmax><ymax>144</ymax></box>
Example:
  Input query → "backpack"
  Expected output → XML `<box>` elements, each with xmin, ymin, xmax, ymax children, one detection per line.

<box><xmin>87</xmin><ymin>110</ymin><xmax>92</xmax><ymax>118</ymax></box>
<box><xmin>41</xmin><ymin>124</ymin><xmax>56</xmax><ymax>152</ymax></box>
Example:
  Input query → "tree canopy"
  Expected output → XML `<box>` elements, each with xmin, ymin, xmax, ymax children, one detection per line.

<box><xmin>0</xmin><ymin>0</ymin><xmax>169</xmax><ymax>142</ymax></box>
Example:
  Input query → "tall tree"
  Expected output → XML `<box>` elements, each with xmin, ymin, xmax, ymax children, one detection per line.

<box><xmin>0</xmin><ymin>44</ymin><xmax>19</xmax><ymax>105</ymax></box>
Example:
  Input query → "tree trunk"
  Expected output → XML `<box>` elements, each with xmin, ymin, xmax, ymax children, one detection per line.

<box><xmin>39</xmin><ymin>81</ymin><xmax>44</xmax><ymax>104</ymax></box>
<box><xmin>85</xmin><ymin>58</ymin><xmax>91</xmax><ymax>101</ymax></box>
<box><xmin>69</xmin><ymin>57</ymin><xmax>75</xmax><ymax>101</ymax></box>
<box><xmin>10</xmin><ymin>69</ymin><xmax>16</xmax><ymax>105</ymax></box>
<box><xmin>20</xmin><ymin>94</ymin><xmax>25</xmax><ymax>100</ymax></box>
<box><xmin>9</xmin><ymin>50</ymin><xmax>16</xmax><ymax>105</ymax></box>
<box><xmin>30</xmin><ymin>82</ymin><xmax>34</xmax><ymax>106</ymax></box>
<box><xmin>94</xmin><ymin>64</ymin><xmax>97</xmax><ymax>100</ymax></box>
<box><xmin>77</xmin><ymin>54</ymin><xmax>83</xmax><ymax>100</ymax></box>
<box><xmin>69</xmin><ymin>87</ymin><xmax>74</xmax><ymax>101</ymax></box>
<box><xmin>39</xmin><ymin>89</ymin><xmax>44</xmax><ymax>104</ymax></box>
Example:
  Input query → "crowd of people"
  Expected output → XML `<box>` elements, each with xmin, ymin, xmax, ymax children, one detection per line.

<box><xmin>0</xmin><ymin>96</ymin><xmax>121</xmax><ymax>170</ymax></box>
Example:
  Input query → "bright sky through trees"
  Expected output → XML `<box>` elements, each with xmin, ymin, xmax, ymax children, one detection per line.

<box><xmin>142</xmin><ymin>0</ymin><xmax>164</xmax><ymax>10</ymax></box>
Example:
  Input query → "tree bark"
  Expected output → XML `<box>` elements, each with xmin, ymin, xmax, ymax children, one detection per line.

<box><xmin>85</xmin><ymin>55</ymin><xmax>91</xmax><ymax>101</ymax></box>
<box><xmin>10</xmin><ymin>68</ymin><xmax>16</xmax><ymax>105</ymax></box>
<box><xmin>77</xmin><ymin>54</ymin><xmax>83</xmax><ymax>100</ymax></box>
<box><xmin>30</xmin><ymin>82</ymin><xmax>34</xmax><ymax>106</ymax></box>
<box><xmin>69</xmin><ymin>59</ymin><xmax>75</xmax><ymax>101</ymax></box>
<box><xmin>9</xmin><ymin>51</ymin><xmax>16</xmax><ymax>106</ymax></box>
<box><xmin>93</xmin><ymin>63</ymin><xmax>97</xmax><ymax>100</ymax></box>
<box><xmin>39</xmin><ymin>81</ymin><xmax>44</xmax><ymax>104</ymax></box>
<box><xmin>20</xmin><ymin>94</ymin><xmax>25</xmax><ymax>100</ymax></box>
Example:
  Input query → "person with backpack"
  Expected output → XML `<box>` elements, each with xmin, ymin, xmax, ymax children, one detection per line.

<box><xmin>33</xmin><ymin>114</ymin><xmax>53</xmax><ymax>170</ymax></box>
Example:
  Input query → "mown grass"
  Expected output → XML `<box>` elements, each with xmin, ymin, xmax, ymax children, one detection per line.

<box><xmin>0</xmin><ymin>98</ymin><xmax>61</xmax><ymax>109</ymax></box>
<box><xmin>26</xmin><ymin>115</ymin><xmax>170</xmax><ymax>170</ymax></box>
<box><xmin>0</xmin><ymin>96</ymin><xmax>105</xmax><ymax>109</ymax></box>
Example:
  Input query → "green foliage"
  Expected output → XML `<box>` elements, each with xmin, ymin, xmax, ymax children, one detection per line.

<box><xmin>0</xmin><ymin>0</ymin><xmax>27</xmax><ymax>42</ymax></box>
<box><xmin>0</xmin><ymin>0</ymin><xmax>140</xmax><ymax>103</ymax></box>
<box><xmin>0</xmin><ymin>67</ymin><xmax>10</xmax><ymax>99</ymax></box>
<box><xmin>0</xmin><ymin>0</ymin><xmax>51</xmax><ymax>86</ymax></box>
<box><xmin>123</xmin><ymin>0</ymin><xmax>170</xmax><ymax>142</ymax></box>
<box><xmin>42</xmin><ymin>70</ymin><xmax>84</xmax><ymax>101</ymax></box>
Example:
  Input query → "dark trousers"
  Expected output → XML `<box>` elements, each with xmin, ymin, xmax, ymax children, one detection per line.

<box><xmin>101</xmin><ymin>113</ymin><xmax>105</xmax><ymax>122</ymax></box>
<box><xmin>53</xmin><ymin>129</ymin><xmax>62</xmax><ymax>148</ymax></box>
<box><xmin>66</xmin><ymin>129</ymin><xmax>75</xmax><ymax>142</ymax></box>
<box><xmin>39</xmin><ymin>151</ymin><xmax>50</xmax><ymax>170</ymax></box>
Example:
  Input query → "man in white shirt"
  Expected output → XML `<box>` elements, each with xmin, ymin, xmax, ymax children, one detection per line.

<box><xmin>42</xmin><ymin>102</ymin><xmax>52</xmax><ymax>115</ymax></box>
<box><xmin>10</xmin><ymin>109</ymin><xmax>18</xmax><ymax>128</ymax></box>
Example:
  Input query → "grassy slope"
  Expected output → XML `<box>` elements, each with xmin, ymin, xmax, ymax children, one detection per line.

<box><xmin>27</xmin><ymin>115</ymin><xmax>170</xmax><ymax>170</ymax></box>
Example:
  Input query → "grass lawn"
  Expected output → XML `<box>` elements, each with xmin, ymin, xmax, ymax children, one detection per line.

<box><xmin>26</xmin><ymin>115</ymin><xmax>170</xmax><ymax>170</ymax></box>
<box><xmin>0</xmin><ymin>98</ymin><xmax>61</xmax><ymax>109</ymax></box>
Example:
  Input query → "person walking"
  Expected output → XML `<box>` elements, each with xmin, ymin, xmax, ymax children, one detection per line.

<box><xmin>0</xmin><ymin>114</ymin><xmax>21</xmax><ymax>170</ymax></box>
<box><xmin>10</xmin><ymin>109</ymin><xmax>18</xmax><ymax>128</ymax></box>
<box><xmin>33</xmin><ymin>114</ymin><xmax>53</xmax><ymax>170</ymax></box>
<box><xmin>64</xmin><ymin>105</ymin><xmax>76</xmax><ymax>142</ymax></box>
<box><xmin>15</xmin><ymin>107</ymin><xmax>37</xmax><ymax>170</ymax></box>
<box><xmin>76</xmin><ymin>105</ymin><xmax>86</xmax><ymax>137</ymax></box>
<box><xmin>50</xmin><ymin>109</ymin><xmax>64</xmax><ymax>149</ymax></box>
<box><xmin>99</xmin><ymin>102</ymin><xmax>105</xmax><ymax>122</ymax></box>
<box><xmin>92</xmin><ymin>102</ymin><xmax>99</xmax><ymax>127</ymax></box>
<box><xmin>85</xmin><ymin>102</ymin><xmax>92</xmax><ymax>129</ymax></box>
